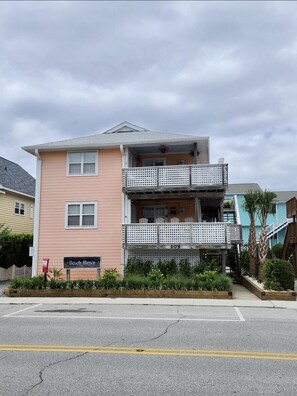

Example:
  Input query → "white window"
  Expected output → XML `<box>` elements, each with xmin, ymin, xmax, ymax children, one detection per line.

<box><xmin>66</xmin><ymin>202</ymin><xmax>97</xmax><ymax>228</ymax></box>
<box><xmin>67</xmin><ymin>151</ymin><xmax>97</xmax><ymax>175</ymax></box>
<box><xmin>15</xmin><ymin>201</ymin><xmax>25</xmax><ymax>215</ymax></box>
<box><xmin>142</xmin><ymin>158</ymin><xmax>166</xmax><ymax>167</ymax></box>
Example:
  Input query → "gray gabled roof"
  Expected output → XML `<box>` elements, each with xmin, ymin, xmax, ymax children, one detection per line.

<box><xmin>0</xmin><ymin>157</ymin><xmax>35</xmax><ymax>197</ymax></box>
<box><xmin>226</xmin><ymin>183</ymin><xmax>262</xmax><ymax>194</ymax></box>
<box><xmin>22</xmin><ymin>122</ymin><xmax>209</xmax><ymax>155</ymax></box>
<box><xmin>274</xmin><ymin>191</ymin><xmax>297</xmax><ymax>202</ymax></box>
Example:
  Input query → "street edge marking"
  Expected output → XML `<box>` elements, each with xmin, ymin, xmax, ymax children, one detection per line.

<box><xmin>2</xmin><ymin>304</ymin><xmax>42</xmax><ymax>318</ymax></box>
<box><xmin>3</xmin><ymin>314</ymin><xmax>243</xmax><ymax>322</ymax></box>
<box><xmin>234</xmin><ymin>307</ymin><xmax>245</xmax><ymax>322</ymax></box>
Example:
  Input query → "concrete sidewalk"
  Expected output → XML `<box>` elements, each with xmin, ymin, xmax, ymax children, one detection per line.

<box><xmin>0</xmin><ymin>283</ymin><xmax>296</xmax><ymax>308</ymax></box>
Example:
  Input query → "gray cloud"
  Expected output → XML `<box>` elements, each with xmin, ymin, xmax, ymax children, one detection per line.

<box><xmin>0</xmin><ymin>1</ymin><xmax>296</xmax><ymax>190</ymax></box>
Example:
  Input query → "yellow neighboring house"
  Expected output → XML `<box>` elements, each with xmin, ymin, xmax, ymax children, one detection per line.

<box><xmin>0</xmin><ymin>157</ymin><xmax>35</xmax><ymax>234</ymax></box>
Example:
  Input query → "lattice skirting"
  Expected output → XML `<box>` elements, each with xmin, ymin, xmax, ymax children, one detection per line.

<box><xmin>127</xmin><ymin>249</ymin><xmax>201</xmax><ymax>266</ymax></box>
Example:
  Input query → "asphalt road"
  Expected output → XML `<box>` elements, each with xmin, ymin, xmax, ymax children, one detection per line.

<box><xmin>1</xmin><ymin>303</ymin><xmax>297</xmax><ymax>395</ymax></box>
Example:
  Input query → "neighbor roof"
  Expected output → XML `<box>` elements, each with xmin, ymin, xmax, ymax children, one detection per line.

<box><xmin>0</xmin><ymin>157</ymin><xmax>35</xmax><ymax>197</ymax></box>
<box><xmin>22</xmin><ymin>122</ymin><xmax>209</xmax><ymax>155</ymax></box>
<box><xmin>226</xmin><ymin>183</ymin><xmax>262</xmax><ymax>194</ymax></box>
<box><xmin>274</xmin><ymin>191</ymin><xmax>297</xmax><ymax>202</ymax></box>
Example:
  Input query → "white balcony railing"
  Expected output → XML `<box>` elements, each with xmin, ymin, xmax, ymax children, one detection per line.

<box><xmin>122</xmin><ymin>164</ymin><xmax>228</xmax><ymax>191</ymax></box>
<box><xmin>123</xmin><ymin>222</ymin><xmax>241</xmax><ymax>248</ymax></box>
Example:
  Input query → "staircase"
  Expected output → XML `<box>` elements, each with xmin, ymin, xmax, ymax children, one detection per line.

<box><xmin>266</xmin><ymin>217</ymin><xmax>292</xmax><ymax>239</ymax></box>
<box><xmin>282</xmin><ymin>222</ymin><xmax>297</xmax><ymax>277</ymax></box>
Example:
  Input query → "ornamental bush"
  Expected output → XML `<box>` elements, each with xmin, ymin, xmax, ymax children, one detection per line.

<box><xmin>271</xmin><ymin>243</ymin><xmax>283</xmax><ymax>260</ymax></box>
<box><xmin>0</xmin><ymin>233</ymin><xmax>33</xmax><ymax>269</ymax></box>
<box><xmin>263</xmin><ymin>259</ymin><xmax>294</xmax><ymax>291</ymax></box>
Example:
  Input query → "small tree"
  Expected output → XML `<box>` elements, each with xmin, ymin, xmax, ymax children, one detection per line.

<box><xmin>257</xmin><ymin>190</ymin><xmax>277</xmax><ymax>280</ymax></box>
<box><xmin>242</xmin><ymin>190</ymin><xmax>259</xmax><ymax>276</ymax></box>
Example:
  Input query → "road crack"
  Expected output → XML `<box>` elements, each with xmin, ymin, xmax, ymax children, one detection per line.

<box><xmin>124</xmin><ymin>307</ymin><xmax>184</xmax><ymax>346</ymax></box>
<box><xmin>23</xmin><ymin>342</ymin><xmax>114</xmax><ymax>396</ymax></box>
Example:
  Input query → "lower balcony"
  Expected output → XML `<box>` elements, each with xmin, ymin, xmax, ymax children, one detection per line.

<box><xmin>123</xmin><ymin>223</ymin><xmax>242</xmax><ymax>250</ymax></box>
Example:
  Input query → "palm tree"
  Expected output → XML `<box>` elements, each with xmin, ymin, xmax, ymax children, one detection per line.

<box><xmin>257</xmin><ymin>190</ymin><xmax>277</xmax><ymax>280</ymax></box>
<box><xmin>242</xmin><ymin>190</ymin><xmax>259</xmax><ymax>276</ymax></box>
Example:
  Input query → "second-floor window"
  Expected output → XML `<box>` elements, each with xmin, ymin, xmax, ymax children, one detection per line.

<box><xmin>67</xmin><ymin>151</ymin><xmax>97</xmax><ymax>175</ymax></box>
<box><xmin>66</xmin><ymin>202</ymin><xmax>97</xmax><ymax>228</ymax></box>
<box><xmin>15</xmin><ymin>201</ymin><xmax>25</xmax><ymax>215</ymax></box>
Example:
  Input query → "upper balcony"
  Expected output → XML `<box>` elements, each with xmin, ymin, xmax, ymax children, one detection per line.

<box><xmin>123</xmin><ymin>222</ymin><xmax>241</xmax><ymax>250</ymax></box>
<box><xmin>122</xmin><ymin>163</ymin><xmax>228</xmax><ymax>196</ymax></box>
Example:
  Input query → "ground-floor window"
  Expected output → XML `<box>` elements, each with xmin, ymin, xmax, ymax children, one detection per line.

<box><xmin>66</xmin><ymin>202</ymin><xmax>97</xmax><ymax>228</ymax></box>
<box><xmin>14</xmin><ymin>201</ymin><xmax>25</xmax><ymax>215</ymax></box>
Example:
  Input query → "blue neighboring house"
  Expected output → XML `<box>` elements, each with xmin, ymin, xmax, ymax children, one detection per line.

<box><xmin>224</xmin><ymin>184</ymin><xmax>297</xmax><ymax>247</ymax></box>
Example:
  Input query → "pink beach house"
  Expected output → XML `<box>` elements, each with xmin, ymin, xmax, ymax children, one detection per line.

<box><xmin>23</xmin><ymin>122</ymin><xmax>241</xmax><ymax>280</ymax></box>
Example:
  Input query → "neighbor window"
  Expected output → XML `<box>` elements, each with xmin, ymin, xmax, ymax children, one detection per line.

<box><xmin>66</xmin><ymin>202</ymin><xmax>97</xmax><ymax>228</ymax></box>
<box><xmin>15</xmin><ymin>201</ymin><xmax>25</xmax><ymax>215</ymax></box>
<box><xmin>67</xmin><ymin>151</ymin><xmax>97</xmax><ymax>175</ymax></box>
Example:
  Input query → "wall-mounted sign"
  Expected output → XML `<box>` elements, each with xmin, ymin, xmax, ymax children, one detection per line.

<box><xmin>64</xmin><ymin>256</ymin><xmax>101</xmax><ymax>269</ymax></box>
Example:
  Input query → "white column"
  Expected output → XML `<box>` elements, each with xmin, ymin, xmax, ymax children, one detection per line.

<box><xmin>32</xmin><ymin>151</ymin><xmax>41</xmax><ymax>277</ymax></box>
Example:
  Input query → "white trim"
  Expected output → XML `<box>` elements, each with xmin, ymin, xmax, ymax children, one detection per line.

<box><xmin>0</xmin><ymin>187</ymin><xmax>34</xmax><ymax>199</ymax></box>
<box><xmin>32</xmin><ymin>150</ymin><xmax>41</xmax><ymax>277</ymax></box>
<box><xmin>65</xmin><ymin>201</ymin><xmax>97</xmax><ymax>229</ymax></box>
<box><xmin>234</xmin><ymin>195</ymin><xmax>241</xmax><ymax>225</ymax></box>
<box><xmin>66</xmin><ymin>151</ymin><xmax>98</xmax><ymax>176</ymax></box>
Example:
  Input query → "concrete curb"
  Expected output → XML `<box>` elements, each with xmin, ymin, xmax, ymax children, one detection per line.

<box><xmin>0</xmin><ymin>296</ymin><xmax>296</xmax><ymax>308</ymax></box>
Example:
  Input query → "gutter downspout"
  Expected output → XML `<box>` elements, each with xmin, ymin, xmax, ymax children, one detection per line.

<box><xmin>32</xmin><ymin>149</ymin><xmax>41</xmax><ymax>277</ymax></box>
<box><xmin>120</xmin><ymin>144</ymin><xmax>126</xmax><ymax>278</ymax></box>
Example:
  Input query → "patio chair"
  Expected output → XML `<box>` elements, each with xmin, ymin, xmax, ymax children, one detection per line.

<box><xmin>185</xmin><ymin>217</ymin><xmax>194</xmax><ymax>222</ymax></box>
<box><xmin>155</xmin><ymin>217</ymin><xmax>165</xmax><ymax>223</ymax></box>
<box><xmin>139</xmin><ymin>217</ymin><xmax>148</xmax><ymax>223</ymax></box>
<box><xmin>170</xmin><ymin>217</ymin><xmax>180</xmax><ymax>223</ymax></box>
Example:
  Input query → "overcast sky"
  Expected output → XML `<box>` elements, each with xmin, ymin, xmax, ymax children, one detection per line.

<box><xmin>1</xmin><ymin>1</ymin><xmax>296</xmax><ymax>191</ymax></box>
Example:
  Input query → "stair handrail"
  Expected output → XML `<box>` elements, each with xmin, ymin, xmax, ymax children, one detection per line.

<box><xmin>266</xmin><ymin>216</ymin><xmax>292</xmax><ymax>236</ymax></box>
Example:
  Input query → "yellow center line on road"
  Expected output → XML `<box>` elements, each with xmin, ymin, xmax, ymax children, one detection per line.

<box><xmin>0</xmin><ymin>344</ymin><xmax>297</xmax><ymax>361</ymax></box>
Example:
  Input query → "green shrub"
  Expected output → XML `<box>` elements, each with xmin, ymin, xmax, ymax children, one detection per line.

<box><xmin>101</xmin><ymin>269</ymin><xmax>120</xmax><ymax>289</ymax></box>
<box><xmin>156</xmin><ymin>259</ymin><xmax>177</xmax><ymax>276</ymax></box>
<box><xmin>194</xmin><ymin>271</ymin><xmax>217</xmax><ymax>290</ymax></box>
<box><xmin>178</xmin><ymin>259</ymin><xmax>192</xmax><ymax>277</ymax></box>
<box><xmin>193</xmin><ymin>260</ymin><xmax>219</xmax><ymax>274</ymax></box>
<box><xmin>263</xmin><ymin>259</ymin><xmax>294</xmax><ymax>291</ymax></box>
<box><xmin>124</xmin><ymin>257</ymin><xmax>152</xmax><ymax>276</ymax></box>
<box><xmin>271</xmin><ymin>243</ymin><xmax>283</xmax><ymax>259</ymax></box>
<box><xmin>9</xmin><ymin>276</ymin><xmax>45</xmax><ymax>290</ymax></box>
<box><xmin>122</xmin><ymin>274</ymin><xmax>149</xmax><ymax>290</ymax></box>
<box><xmin>48</xmin><ymin>279</ymin><xmax>68</xmax><ymax>290</ymax></box>
<box><xmin>213</xmin><ymin>275</ymin><xmax>233</xmax><ymax>291</ymax></box>
<box><xmin>162</xmin><ymin>275</ymin><xmax>193</xmax><ymax>291</ymax></box>
<box><xmin>0</xmin><ymin>233</ymin><xmax>33</xmax><ymax>269</ymax></box>
<box><xmin>47</xmin><ymin>268</ymin><xmax>63</xmax><ymax>281</ymax></box>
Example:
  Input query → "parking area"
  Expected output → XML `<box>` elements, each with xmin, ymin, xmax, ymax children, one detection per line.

<box><xmin>1</xmin><ymin>303</ymin><xmax>245</xmax><ymax>322</ymax></box>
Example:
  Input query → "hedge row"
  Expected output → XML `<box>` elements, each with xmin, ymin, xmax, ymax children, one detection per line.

<box><xmin>0</xmin><ymin>233</ymin><xmax>33</xmax><ymax>268</ymax></box>
<box><xmin>9</xmin><ymin>269</ymin><xmax>233</xmax><ymax>292</ymax></box>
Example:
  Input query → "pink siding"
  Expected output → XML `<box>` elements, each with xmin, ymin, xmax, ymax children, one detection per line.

<box><xmin>37</xmin><ymin>150</ymin><xmax>123</xmax><ymax>280</ymax></box>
